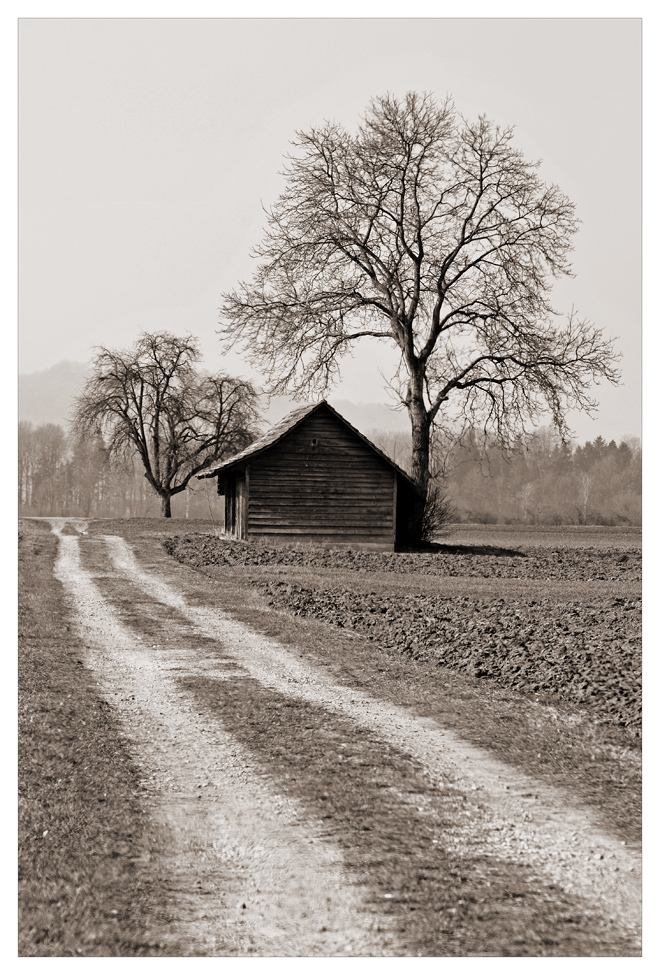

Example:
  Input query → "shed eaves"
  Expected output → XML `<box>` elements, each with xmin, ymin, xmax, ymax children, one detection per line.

<box><xmin>197</xmin><ymin>402</ymin><xmax>318</xmax><ymax>478</ymax></box>
<box><xmin>197</xmin><ymin>400</ymin><xmax>420</xmax><ymax>491</ymax></box>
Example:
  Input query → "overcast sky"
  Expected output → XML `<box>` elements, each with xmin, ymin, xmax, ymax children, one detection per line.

<box><xmin>18</xmin><ymin>17</ymin><xmax>641</xmax><ymax>441</ymax></box>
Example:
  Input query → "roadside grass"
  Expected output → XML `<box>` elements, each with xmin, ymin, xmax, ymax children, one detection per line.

<box><xmin>117</xmin><ymin>524</ymin><xmax>642</xmax><ymax>848</ymax></box>
<box><xmin>91</xmin><ymin>518</ymin><xmax>642</xmax><ymax>551</ymax></box>
<box><xmin>88</xmin><ymin>517</ymin><xmax>223</xmax><ymax>539</ymax></box>
<box><xmin>18</xmin><ymin>519</ymin><xmax>186</xmax><ymax>957</ymax></box>
<box><xmin>446</xmin><ymin>525</ymin><xmax>642</xmax><ymax>550</ymax></box>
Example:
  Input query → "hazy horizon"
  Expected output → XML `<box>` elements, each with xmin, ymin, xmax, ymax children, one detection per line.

<box><xmin>19</xmin><ymin>18</ymin><xmax>642</xmax><ymax>442</ymax></box>
<box><xmin>18</xmin><ymin>358</ymin><xmax>640</xmax><ymax>447</ymax></box>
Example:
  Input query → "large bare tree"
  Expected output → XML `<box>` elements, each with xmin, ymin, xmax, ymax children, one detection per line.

<box><xmin>221</xmin><ymin>92</ymin><xmax>619</xmax><ymax>533</ymax></box>
<box><xmin>74</xmin><ymin>332</ymin><xmax>258</xmax><ymax>516</ymax></box>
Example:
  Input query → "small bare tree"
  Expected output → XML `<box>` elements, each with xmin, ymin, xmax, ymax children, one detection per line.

<box><xmin>520</xmin><ymin>481</ymin><xmax>534</xmax><ymax>522</ymax></box>
<box><xmin>74</xmin><ymin>332</ymin><xmax>258</xmax><ymax>517</ymax></box>
<box><xmin>221</xmin><ymin>92</ymin><xmax>620</xmax><ymax>540</ymax></box>
<box><xmin>581</xmin><ymin>473</ymin><xmax>593</xmax><ymax>525</ymax></box>
<box><xmin>420</xmin><ymin>480</ymin><xmax>455</xmax><ymax>542</ymax></box>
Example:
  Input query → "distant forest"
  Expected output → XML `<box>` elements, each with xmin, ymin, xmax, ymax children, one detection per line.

<box><xmin>370</xmin><ymin>428</ymin><xmax>641</xmax><ymax>527</ymax></box>
<box><xmin>18</xmin><ymin>422</ymin><xmax>225</xmax><ymax>523</ymax></box>
<box><xmin>19</xmin><ymin>421</ymin><xmax>641</xmax><ymax>526</ymax></box>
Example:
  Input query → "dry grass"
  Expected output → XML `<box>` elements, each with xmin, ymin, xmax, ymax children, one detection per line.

<box><xmin>446</xmin><ymin>524</ymin><xmax>642</xmax><ymax>550</ymax></box>
<box><xmin>18</xmin><ymin>519</ymin><xmax>185</xmax><ymax>956</ymax></box>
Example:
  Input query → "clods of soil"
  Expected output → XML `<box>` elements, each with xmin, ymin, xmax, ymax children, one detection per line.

<box><xmin>164</xmin><ymin>535</ymin><xmax>641</xmax><ymax>583</ymax></box>
<box><xmin>165</xmin><ymin>534</ymin><xmax>641</xmax><ymax>735</ymax></box>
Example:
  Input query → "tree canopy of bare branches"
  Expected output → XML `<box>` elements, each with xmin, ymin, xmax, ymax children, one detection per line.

<box><xmin>221</xmin><ymin>92</ymin><xmax>620</xmax><ymax>536</ymax></box>
<box><xmin>74</xmin><ymin>332</ymin><xmax>258</xmax><ymax>516</ymax></box>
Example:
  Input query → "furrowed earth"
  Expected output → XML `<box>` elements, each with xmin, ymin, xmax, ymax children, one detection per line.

<box><xmin>164</xmin><ymin>531</ymin><xmax>642</xmax><ymax>735</ymax></box>
<box><xmin>161</xmin><ymin>525</ymin><xmax>641</xmax><ymax>852</ymax></box>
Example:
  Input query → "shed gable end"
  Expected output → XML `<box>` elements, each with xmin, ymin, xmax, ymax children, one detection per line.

<box><xmin>248</xmin><ymin>406</ymin><xmax>396</xmax><ymax>544</ymax></box>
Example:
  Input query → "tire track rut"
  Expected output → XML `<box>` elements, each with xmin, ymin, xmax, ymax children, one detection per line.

<box><xmin>50</xmin><ymin>520</ymin><xmax>391</xmax><ymax>956</ymax></box>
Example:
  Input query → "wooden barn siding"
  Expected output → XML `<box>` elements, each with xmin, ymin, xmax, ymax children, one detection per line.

<box><xmin>247</xmin><ymin>410</ymin><xmax>395</xmax><ymax>539</ymax></box>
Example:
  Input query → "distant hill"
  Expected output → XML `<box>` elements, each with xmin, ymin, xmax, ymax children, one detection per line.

<box><xmin>260</xmin><ymin>394</ymin><xmax>409</xmax><ymax>432</ymax></box>
<box><xmin>19</xmin><ymin>361</ymin><xmax>410</xmax><ymax>435</ymax></box>
<box><xmin>19</xmin><ymin>361</ymin><xmax>89</xmax><ymax>428</ymax></box>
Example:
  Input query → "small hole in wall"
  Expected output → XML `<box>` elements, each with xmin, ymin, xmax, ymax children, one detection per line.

<box><xmin>311</xmin><ymin>438</ymin><xmax>318</xmax><ymax>447</ymax></box>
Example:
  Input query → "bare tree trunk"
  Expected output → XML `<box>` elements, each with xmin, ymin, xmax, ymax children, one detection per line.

<box><xmin>406</xmin><ymin>382</ymin><xmax>431</xmax><ymax>543</ymax></box>
<box><xmin>407</xmin><ymin>375</ymin><xmax>431</xmax><ymax>487</ymax></box>
<box><xmin>161</xmin><ymin>494</ymin><xmax>172</xmax><ymax>518</ymax></box>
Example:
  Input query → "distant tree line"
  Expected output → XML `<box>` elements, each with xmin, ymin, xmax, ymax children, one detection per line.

<box><xmin>17</xmin><ymin>421</ymin><xmax>225</xmax><ymax>522</ymax></box>
<box><xmin>20</xmin><ymin>419</ymin><xmax>640</xmax><ymax>527</ymax></box>
<box><xmin>369</xmin><ymin>428</ymin><xmax>641</xmax><ymax>526</ymax></box>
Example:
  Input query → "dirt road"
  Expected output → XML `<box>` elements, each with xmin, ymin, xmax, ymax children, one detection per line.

<box><xmin>49</xmin><ymin>519</ymin><xmax>642</xmax><ymax>956</ymax></box>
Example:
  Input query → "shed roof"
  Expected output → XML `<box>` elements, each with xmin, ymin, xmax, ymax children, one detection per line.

<box><xmin>198</xmin><ymin>400</ymin><xmax>420</xmax><ymax>491</ymax></box>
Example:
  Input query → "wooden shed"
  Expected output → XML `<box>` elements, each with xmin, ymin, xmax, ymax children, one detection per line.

<box><xmin>198</xmin><ymin>401</ymin><xmax>422</xmax><ymax>551</ymax></box>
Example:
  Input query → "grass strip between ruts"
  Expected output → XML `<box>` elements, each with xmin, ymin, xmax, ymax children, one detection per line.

<box><xmin>181</xmin><ymin>667</ymin><xmax>638</xmax><ymax>957</ymax></box>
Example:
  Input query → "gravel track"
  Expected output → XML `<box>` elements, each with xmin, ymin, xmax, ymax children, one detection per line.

<box><xmin>50</xmin><ymin>520</ymin><xmax>388</xmax><ymax>956</ymax></box>
<box><xmin>102</xmin><ymin>532</ymin><xmax>641</xmax><ymax>946</ymax></box>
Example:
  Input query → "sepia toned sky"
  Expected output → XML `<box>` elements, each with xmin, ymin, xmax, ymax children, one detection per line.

<box><xmin>18</xmin><ymin>17</ymin><xmax>642</xmax><ymax>441</ymax></box>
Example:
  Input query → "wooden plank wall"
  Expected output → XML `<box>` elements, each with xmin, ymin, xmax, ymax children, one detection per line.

<box><xmin>248</xmin><ymin>407</ymin><xmax>396</xmax><ymax>546</ymax></box>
